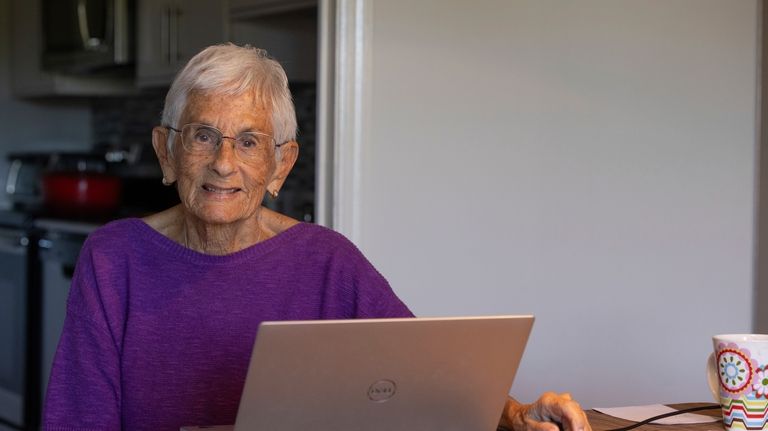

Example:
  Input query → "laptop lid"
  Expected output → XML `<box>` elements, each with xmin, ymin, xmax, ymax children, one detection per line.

<box><xmin>233</xmin><ymin>315</ymin><xmax>534</xmax><ymax>431</ymax></box>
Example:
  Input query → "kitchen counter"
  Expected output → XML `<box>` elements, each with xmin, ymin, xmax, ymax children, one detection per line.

<box><xmin>34</xmin><ymin>218</ymin><xmax>102</xmax><ymax>236</ymax></box>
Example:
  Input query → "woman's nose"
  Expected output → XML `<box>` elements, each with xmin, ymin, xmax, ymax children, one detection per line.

<box><xmin>210</xmin><ymin>138</ymin><xmax>238</xmax><ymax>175</ymax></box>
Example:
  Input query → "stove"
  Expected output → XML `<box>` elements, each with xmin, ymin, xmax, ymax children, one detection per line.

<box><xmin>0</xmin><ymin>151</ymin><xmax>172</xmax><ymax>428</ymax></box>
<box><xmin>0</xmin><ymin>211</ymin><xmax>39</xmax><ymax>430</ymax></box>
<box><xmin>0</xmin><ymin>211</ymin><xmax>100</xmax><ymax>430</ymax></box>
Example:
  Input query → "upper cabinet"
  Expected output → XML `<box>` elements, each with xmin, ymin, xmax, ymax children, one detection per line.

<box><xmin>137</xmin><ymin>0</ymin><xmax>317</xmax><ymax>86</ymax></box>
<box><xmin>136</xmin><ymin>0</ymin><xmax>228</xmax><ymax>87</ymax></box>
<box><xmin>229</xmin><ymin>0</ymin><xmax>317</xmax><ymax>19</ymax></box>
<box><xmin>229</xmin><ymin>1</ymin><xmax>317</xmax><ymax>83</ymax></box>
<box><xmin>9</xmin><ymin>0</ymin><xmax>317</xmax><ymax>95</ymax></box>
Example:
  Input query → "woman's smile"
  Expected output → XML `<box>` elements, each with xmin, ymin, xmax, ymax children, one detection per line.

<box><xmin>202</xmin><ymin>183</ymin><xmax>242</xmax><ymax>194</ymax></box>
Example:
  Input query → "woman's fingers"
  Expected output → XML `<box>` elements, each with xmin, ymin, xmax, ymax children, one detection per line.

<box><xmin>529</xmin><ymin>392</ymin><xmax>591</xmax><ymax>431</ymax></box>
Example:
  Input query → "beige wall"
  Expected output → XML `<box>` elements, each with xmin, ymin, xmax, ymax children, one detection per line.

<box><xmin>335</xmin><ymin>0</ymin><xmax>759</xmax><ymax>407</ymax></box>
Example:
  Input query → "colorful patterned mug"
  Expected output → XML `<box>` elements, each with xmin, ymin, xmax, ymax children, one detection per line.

<box><xmin>707</xmin><ymin>334</ymin><xmax>768</xmax><ymax>431</ymax></box>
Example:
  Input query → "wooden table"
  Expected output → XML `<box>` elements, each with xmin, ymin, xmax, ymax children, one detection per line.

<box><xmin>587</xmin><ymin>403</ymin><xmax>724</xmax><ymax>431</ymax></box>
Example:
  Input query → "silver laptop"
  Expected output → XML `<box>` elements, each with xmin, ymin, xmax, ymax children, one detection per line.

<box><xmin>182</xmin><ymin>315</ymin><xmax>534</xmax><ymax>431</ymax></box>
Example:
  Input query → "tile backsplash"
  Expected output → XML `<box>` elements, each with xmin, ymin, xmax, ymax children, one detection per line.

<box><xmin>91</xmin><ymin>90</ymin><xmax>165</xmax><ymax>149</ymax></box>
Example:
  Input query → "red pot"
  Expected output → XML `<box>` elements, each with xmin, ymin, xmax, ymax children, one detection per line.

<box><xmin>42</xmin><ymin>172</ymin><xmax>122</xmax><ymax>215</ymax></box>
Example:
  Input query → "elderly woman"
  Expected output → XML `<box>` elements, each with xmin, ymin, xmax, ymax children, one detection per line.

<box><xmin>43</xmin><ymin>44</ymin><xmax>590</xmax><ymax>431</ymax></box>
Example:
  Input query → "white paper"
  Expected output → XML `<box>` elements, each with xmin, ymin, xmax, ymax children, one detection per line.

<box><xmin>593</xmin><ymin>404</ymin><xmax>720</xmax><ymax>425</ymax></box>
<box><xmin>179</xmin><ymin>426</ymin><xmax>233</xmax><ymax>431</ymax></box>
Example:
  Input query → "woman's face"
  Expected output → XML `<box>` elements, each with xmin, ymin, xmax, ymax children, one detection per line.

<box><xmin>154</xmin><ymin>90</ymin><xmax>297</xmax><ymax>226</ymax></box>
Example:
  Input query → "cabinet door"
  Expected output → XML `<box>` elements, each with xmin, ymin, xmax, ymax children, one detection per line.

<box><xmin>230</xmin><ymin>0</ymin><xmax>316</xmax><ymax>18</ymax></box>
<box><xmin>137</xmin><ymin>0</ymin><xmax>228</xmax><ymax>87</ymax></box>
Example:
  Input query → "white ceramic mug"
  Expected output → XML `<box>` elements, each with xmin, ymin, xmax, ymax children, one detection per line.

<box><xmin>707</xmin><ymin>334</ymin><xmax>768</xmax><ymax>430</ymax></box>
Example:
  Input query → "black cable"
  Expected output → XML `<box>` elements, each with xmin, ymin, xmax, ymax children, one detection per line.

<box><xmin>496</xmin><ymin>404</ymin><xmax>721</xmax><ymax>431</ymax></box>
<box><xmin>603</xmin><ymin>404</ymin><xmax>721</xmax><ymax>431</ymax></box>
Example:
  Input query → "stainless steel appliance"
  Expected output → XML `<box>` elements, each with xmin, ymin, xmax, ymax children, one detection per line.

<box><xmin>0</xmin><ymin>214</ymin><xmax>39</xmax><ymax>431</ymax></box>
<box><xmin>4</xmin><ymin>153</ymin><xmax>48</xmax><ymax>212</ymax></box>
<box><xmin>0</xmin><ymin>226</ymin><xmax>28</xmax><ymax>429</ymax></box>
<box><xmin>42</xmin><ymin>0</ymin><xmax>134</xmax><ymax>73</ymax></box>
<box><xmin>1</xmin><ymin>150</ymin><xmax>150</xmax><ymax>430</ymax></box>
<box><xmin>0</xmin><ymin>213</ymin><xmax>90</xmax><ymax>431</ymax></box>
<box><xmin>0</xmin><ymin>152</ymin><xmax>97</xmax><ymax>430</ymax></box>
<box><xmin>36</xmin><ymin>221</ymin><xmax>91</xmax><ymax>410</ymax></box>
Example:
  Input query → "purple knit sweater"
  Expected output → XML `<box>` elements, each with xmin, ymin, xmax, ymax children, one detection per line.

<box><xmin>42</xmin><ymin>219</ymin><xmax>412</xmax><ymax>431</ymax></box>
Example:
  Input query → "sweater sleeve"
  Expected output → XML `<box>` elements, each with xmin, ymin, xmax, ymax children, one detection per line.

<box><xmin>335</xmin><ymin>237</ymin><xmax>414</xmax><ymax>319</ymax></box>
<box><xmin>42</xmin><ymin>240</ymin><xmax>123</xmax><ymax>431</ymax></box>
<box><xmin>367</xmin><ymin>284</ymin><xmax>415</xmax><ymax>318</ymax></box>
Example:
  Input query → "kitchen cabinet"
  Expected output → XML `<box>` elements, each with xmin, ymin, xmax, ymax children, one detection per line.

<box><xmin>229</xmin><ymin>3</ymin><xmax>317</xmax><ymax>83</ymax></box>
<box><xmin>10</xmin><ymin>0</ymin><xmax>137</xmax><ymax>97</ymax></box>
<box><xmin>230</xmin><ymin>0</ymin><xmax>317</xmax><ymax>19</ymax></box>
<box><xmin>136</xmin><ymin>0</ymin><xmax>228</xmax><ymax>87</ymax></box>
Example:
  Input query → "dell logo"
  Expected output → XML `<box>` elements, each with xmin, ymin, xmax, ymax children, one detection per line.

<box><xmin>367</xmin><ymin>379</ymin><xmax>397</xmax><ymax>402</ymax></box>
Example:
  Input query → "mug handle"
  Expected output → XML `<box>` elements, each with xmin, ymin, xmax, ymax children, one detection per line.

<box><xmin>706</xmin><ymin>353</ymin><xmax>720</xmax><ymax>403</ymax></box>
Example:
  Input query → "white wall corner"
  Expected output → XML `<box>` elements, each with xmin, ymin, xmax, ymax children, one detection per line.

<box><xmin>332</xmin><ymin>0</ymin><xmax>372</xmax><ymax>244</ymax></box>
<box><xmin>315</xmin><ymin>0</ymin><xmax>336</xmax><ymax>228</ymax></box>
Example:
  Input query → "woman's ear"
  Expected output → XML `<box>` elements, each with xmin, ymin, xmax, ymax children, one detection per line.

<box><xmin>152</xmin><ymin>126</ymin><xmax>177</xmax><ymax>184</ymax></box>
<box><xmin>267</xmin><ymin>141</ymin><xmax>299</xmax><ymax>196</ymax></box>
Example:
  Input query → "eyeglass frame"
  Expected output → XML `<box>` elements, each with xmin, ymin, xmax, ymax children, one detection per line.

<box><xmin>164</xmin><ymin>123</ymin><xmax>286</xmax><ymax>158</ymax></box>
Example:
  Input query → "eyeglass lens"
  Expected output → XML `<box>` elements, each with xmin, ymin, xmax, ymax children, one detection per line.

<box><xmin>182</xmin><ymin>124</ymin><xmax>273</xmax><ymax>157</ymax></box>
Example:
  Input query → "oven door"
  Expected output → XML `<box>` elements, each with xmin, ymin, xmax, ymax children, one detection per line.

<box><xmin>0</xmin><ymin>227</ymin><xmax>29</xmax><ymax>429</ymax></box>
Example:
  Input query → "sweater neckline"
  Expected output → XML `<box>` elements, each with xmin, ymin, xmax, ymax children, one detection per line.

<box><xmin>124</xmin><ymin>218</ymin><xmax>310</xmax><ymax>264</ymax></box>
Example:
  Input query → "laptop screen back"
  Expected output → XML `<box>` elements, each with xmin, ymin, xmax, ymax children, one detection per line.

<box><xmin>233</xmin><ymin>315</ymin><xmax>534</xmax><ymax>431</ymax></box>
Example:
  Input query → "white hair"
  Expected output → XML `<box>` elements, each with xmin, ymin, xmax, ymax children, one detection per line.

<box><xmin>161</xmin><ymin>43</ymin><xmax>297</xmax><ymax>154</ymax></box>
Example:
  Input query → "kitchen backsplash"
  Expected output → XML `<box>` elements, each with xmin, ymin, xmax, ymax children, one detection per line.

<box><xmin>91</xmin><ymin>90</ymin><xmax>166</xmax><ymax>149</ymax></box>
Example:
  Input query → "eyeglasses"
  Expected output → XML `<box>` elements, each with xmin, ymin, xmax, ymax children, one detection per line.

<box><xmin>166</xmin><ymin>123</ymin><xmax>281</xmax><ymax>159</ymax></box>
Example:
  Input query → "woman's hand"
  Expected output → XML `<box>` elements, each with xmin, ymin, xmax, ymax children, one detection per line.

<box><xmin>499</xmin><ymin>392</ymin><xmax>592</xmax><ymax>431</ymax></box>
